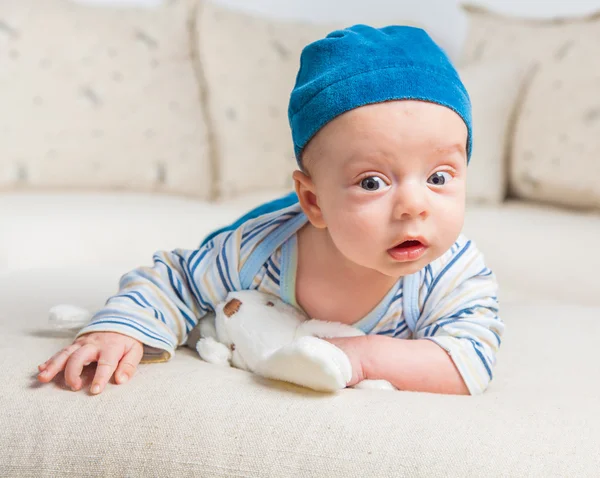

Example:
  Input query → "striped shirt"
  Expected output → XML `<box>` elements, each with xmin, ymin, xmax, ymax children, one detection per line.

<box><xmin>77</xmin><ymin>203</ymin><xmax>504</xmax><ymax>395</ymax></box>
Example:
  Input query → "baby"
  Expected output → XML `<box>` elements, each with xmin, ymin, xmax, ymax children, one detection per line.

<box><xmin>37</xmin><ymin>25</ymin><xmax>504</xmax><ymax>396</ymax></box>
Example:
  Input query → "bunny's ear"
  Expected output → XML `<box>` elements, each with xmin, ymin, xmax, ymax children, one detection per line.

<box><xmin>223</xmin><ymin>298</ymin><xmax>242</xmax><ymax>318</ymax></box>
<box><xmin>48</xmin><ymin>305</ymin><xmax>92</xmax><ymax>330</ymax></box>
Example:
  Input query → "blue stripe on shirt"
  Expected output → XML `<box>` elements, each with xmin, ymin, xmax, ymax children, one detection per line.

<box><xmin>393</xmin><ymin>323</ymin><xmax>409</xmax><ymax>337</ymax></box>
<box><xmin>221</xmin><ymin>232</ymin><xmax>236</xmax><ymax>291</ymax></box>
<box><xmin>188</xmin><ymin>248</ymin><xmax>213</xmax><ymax>311</ymax></box>
<box><xmin>267</xmin><ymin>257</ymin><xmax>281</xmax><ymax>277</ymax></box>
<box><xmin>241</xmin><ymin>215</ymin><xmax>296</xmax><ymax>249</ymax></box>
<box><xmin>91</xmin><ymin>318</ymin><xmax>172</xmax><ymax>347</ymax></box>
<box><xmin>469</xmin><ymin>338</ymin><xmax>493</xmax><ymax>379</ymax></box>
<box><xmin>118</xmin><ymin>292</ymin><xmax>166</xmax><ymax>324</ymax></box>
<box><xmin>265</xmin><ymin>267</ymin><xmax>280</xmax><ymax>286</ymax></box>
<box><xmin>173</xmin><ymin>251</ymin><xmax>209</xmax><ymax>315</ymax></box>
<box><xmin>422</xmin><ymin>240</ymin><xmax>471</xmax><ymax>310</ymax></box>
<box><xmin>154</xmin><ymin>258</ymin><xmax>184</xmax><ymax>301</ymax></box>
<box><xmin>241</xmin><ymin>212</ymin><xmax>296</xmax><ymax>243</ymax></box>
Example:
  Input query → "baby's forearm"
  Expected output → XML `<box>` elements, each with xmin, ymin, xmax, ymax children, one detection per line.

<box><xmin>363</xmin><ymin>335</ymin><xmax>469</xmax><ymax>395</ymax></box>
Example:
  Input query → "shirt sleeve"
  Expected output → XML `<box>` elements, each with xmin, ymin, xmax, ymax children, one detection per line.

<box><xmin>75</xmin><ymin>229</ymin><xmax>243</xmax><ymax>360</ymax></box>
<box><xmin>413</xmin><ymin>236</ymin><xmax>505</xmax><ymax>395</ymax></box>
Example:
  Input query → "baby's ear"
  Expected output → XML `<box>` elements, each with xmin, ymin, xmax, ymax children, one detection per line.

<box><xmin>293</xmin><ymin>170</ymin><xmax>326</xmax><ymax>229</ymax></box>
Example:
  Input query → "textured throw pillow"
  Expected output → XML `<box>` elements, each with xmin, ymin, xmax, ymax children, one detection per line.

<box><xmin>0</xmin><ymin>0</ymin><xmax>212</xmax><ymax>198</ymax></box>
<box><xmin>461</xmin><ymin>6</ymin><xmax>600</xmax><ymax>210</ymax></box>
<box><xmin>459</xmin><ymin>60</ymin><xmax>528</xmax><ymax>204</ymax></box>
<box><xmin>197</xmin><ymin>1</ymin><xmax>425</xmax><ymax>199</ymax></box>
<box><xmin>198</xmin><ymin>2</ymin><xmax>523</xmax><ymax>203</ymax></box>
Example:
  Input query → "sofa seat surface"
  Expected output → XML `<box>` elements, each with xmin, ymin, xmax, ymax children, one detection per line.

<box><xmin>1</xmin><ymin>192</ymin><xmax>600</xmax><ymax>476</ymax></box>
<box><xmin>1</xmin><ymin>266</ymin><xmax>600</xmax><ymax>477</ymax></box>
<box><xmin>1</xmin><ymin>192</ymin><xmax>599</xmax><ymax>305</ymax></box>
<box><xmin>0</xmin><ymin>191</ymin><xmax>284</xmax><ymax>272</ymax></box>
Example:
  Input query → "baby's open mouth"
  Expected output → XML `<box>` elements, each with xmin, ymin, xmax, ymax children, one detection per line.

<box><xmin>396</xmin><ymin>240</ymin><xmax>422</xmax><ymax>249</ymax></box>
<box><xmin>388</xmin><ymin>239</ymin><xmax>428</xmax><ymax>262</ymax></box>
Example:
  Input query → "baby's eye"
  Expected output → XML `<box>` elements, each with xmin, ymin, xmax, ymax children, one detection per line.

<box><xmin>360</xmin><ymin>176</ymin><xmax>385</xmax><ymax>191</ymax></box>
<box><xmin>427</xmin><ymin>171</ymin><xmax>452</xmax><ymax>186</ymax></box>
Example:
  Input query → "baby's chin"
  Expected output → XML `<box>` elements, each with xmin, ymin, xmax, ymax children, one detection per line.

<box><xmin>384</xmin><ymin>260</ymin><xmax>430</xmax><ymax>278</ymax></box>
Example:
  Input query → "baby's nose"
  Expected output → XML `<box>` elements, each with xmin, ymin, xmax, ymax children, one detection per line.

<box><xmin>393</xmin><ymin>187</ymin><xmax>428</xmax><ymax>220</ymax></box>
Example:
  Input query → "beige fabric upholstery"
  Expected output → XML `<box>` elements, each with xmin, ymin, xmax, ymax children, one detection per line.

<box><xmin>4</xmin><ymin>192</ymin><xmax>599</xmax><ymax>306</ymax></box>
<box><xmin>0</xmin><ymin>0</ymin><xmax>212</xmax><ymax>198</ymax></box>
<box><xmin>462</xmin><ymin>200</ymin><xmax>600</xmax><ymax>307</ymax></box>
<box><xmin>197</xmin><ymin>1</ymin><xmax>421</xmax><ymax>199</ymax></box>
<box><xmin>1</xmin><ymin>266</ymin><xmax>599</xmax><ymax>476</ymax></box>
<box><xmin>2</xmin><ymin>3</ymin><xmax>600</xmax><ymax>474</ymax></box>
<box><xmin>461</xmin><ymin>6</ymin><xmax>600</xmax><ymax>210</ymax></box>
<box><xmin>198</xmin><ymin>2</ymin><xmax>524</xmax><ymax>204</ymax></box>
<box><xmin>460</xmin><ymin>60</ymin><xmax>527</xmax><ymax>204</ymax></box>
<box><xmin>0</xmin><ymin>190</ymin><xmax>286</xmax><ymax>272</ymax></box>
<box><xmin>1</xmin><ymin>192</ymin><xmax>599</xmax><ymax>475</ymax></box>
<box><xmin>511</xmin><ymin>33</ymin><xmax>600</xmax><ymax>209</ymax></box>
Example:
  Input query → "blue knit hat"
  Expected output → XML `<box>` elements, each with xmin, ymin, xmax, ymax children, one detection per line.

<box><xmin>288</xmin><ymin>24</ymin><xmax>472</xmax><ymax>165</ymax></box>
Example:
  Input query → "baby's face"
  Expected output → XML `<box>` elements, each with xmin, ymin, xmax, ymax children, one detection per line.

<box><xmin>301</xmin><ymin>100</ymin><xmax>468</xmax><ymax>278</ymax></box>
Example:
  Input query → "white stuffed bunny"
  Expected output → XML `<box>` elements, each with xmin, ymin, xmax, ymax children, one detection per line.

<box><xmin>49</xmin><ymin>290</ymin><xmax>396</xmax><ymax>392</ymax></box>
<box><xmin>191</xmin><ymin>290</ymin><xmax>396</xmax><ymax>392</ymax></box>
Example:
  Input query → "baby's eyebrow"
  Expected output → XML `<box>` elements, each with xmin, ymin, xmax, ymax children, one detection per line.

<box><xmin>344</xmin><ymin>152</ymin><xmax>392</xmax><ymax>169</ymax></box>
<box><xmin>433</xmin><ymin>143</ymin><xmax>465</xmax><ymax>155</ymax></box>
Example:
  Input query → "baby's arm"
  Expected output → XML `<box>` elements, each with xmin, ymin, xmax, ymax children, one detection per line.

<box><xmin>329</xmin><ymin>238</ymin><xmax>504</xmax><ymax>395</ymax></box>
<box><xmin>76</xmin><ymin>233</ymin><xmax>242</xmax><ymax>358</ymax></box>
<box><xmin>38</xmin><ymin>231</ymin><xmax>242</xmax><ymax>393</ymax></box>
<box><xmin>410</xmin><ymin>239</ymin><xmax>503</xmax><ymax>395</ymax></box>
<box><xmin>326</xmin><ymin>334</ymin><xmax>471</xmax><ymax>394</ymax></box>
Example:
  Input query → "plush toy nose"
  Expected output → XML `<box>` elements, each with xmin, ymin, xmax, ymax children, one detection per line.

<box><xmin>223</xmin><ymin>298</ymin><xmax>242</xmax><ymax>317</ymax></box>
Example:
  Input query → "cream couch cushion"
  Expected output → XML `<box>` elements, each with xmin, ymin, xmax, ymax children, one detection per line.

<box><xmin>512</xmin><ymin>34</ymin><xmax>600</xmax><ymax>209</ymax></box>
<box><xmin>197</xmin><ymin>1</ymin><xmax>423</xmax><ymax>199</ymax></box>
<box><xmin>198</xmin><ymin>2</ymin><xmax>524</xmax><ymax>204</ymax></box>
<box><xmin>1</xmin><ymin>266</ymin><xmax>600</xmax><ymax>476</ymax></box>
<box><xmin>461</xmin><ymin>6</ymin><xmax>600</xmax><ymax>65</ymax></box>
<box><xmin>461</xmin><ymin>6</ymin><xmax>600</xmax><ymax>210</ymax></box>
<box><xmin>462</xmin><ymin>201</ymin><xmax>600</xmax><ymax>307</ymax></box>
<box><xmin>1</xmin><ymin>192</ymin><xmax>599</xmax><ymax>307</ymax></box>
<box><xmin>0</xmin><ymin>191</ymin><xmax>283</xmax><ymax>272</ymax></box>
<box><xmin>461</xmin><ymin>61</ymin><xmax>527</xmax><ymax>203</ymax></box>
<box><xmin>0</xmin><ymin>0</ymin><xmax>212</xmax><ymax>198</ymax></box>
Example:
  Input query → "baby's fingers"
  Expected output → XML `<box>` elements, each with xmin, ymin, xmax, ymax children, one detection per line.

<box><xmin>64</xmin><ymin>344</ymin><xmax>99</xmax><ymax>391</ymax></box>
<box><xmin>89</xmin><ymin>348</ymin><xmax>123</xmax><ymax>395</ymax></box>
<box><xmin>37</xmin><ymin>343</ymin><xmax>83</xmax><ymax>383</ymax></box>
<box><xmin>115</xmin><ymin>344</ymin><xmax>143</xmax><ymax>385</ymax></box>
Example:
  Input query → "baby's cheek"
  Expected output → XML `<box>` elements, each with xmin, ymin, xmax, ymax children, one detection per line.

<box><xmin>332</xmin><ymin>209</ymin><xmax>378</xmax><ymax>237</ymax></box>
<box><xmin>330</xmin><ymin>212</ymin><xmax>384</xmax><ymax>258</ymax></box>
<box><xmin>437</xmin><ymin>203</ymin><xmax>465</xmax><ymax>246</ymax></box>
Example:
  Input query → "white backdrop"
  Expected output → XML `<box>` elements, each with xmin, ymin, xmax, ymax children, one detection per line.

<box><xmin>73</xmin><ymin>0</ymin><xmax>600</xmax><ymax>17</ymax></box>
<box><xmin>72</xmin><ymin>0</ymin><xmax>600</xmax><ymax>59</ymax></box>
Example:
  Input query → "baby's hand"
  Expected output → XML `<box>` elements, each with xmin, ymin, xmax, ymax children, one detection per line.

<box><xmin>37</xmin><ymin>332</ymin><xmax>144</xmax><ymax>395</ymax></box>
<box><xmin>323</xmin><ymin>336</ymin><xmax>369</xmax><ymax>387</ymax></box>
